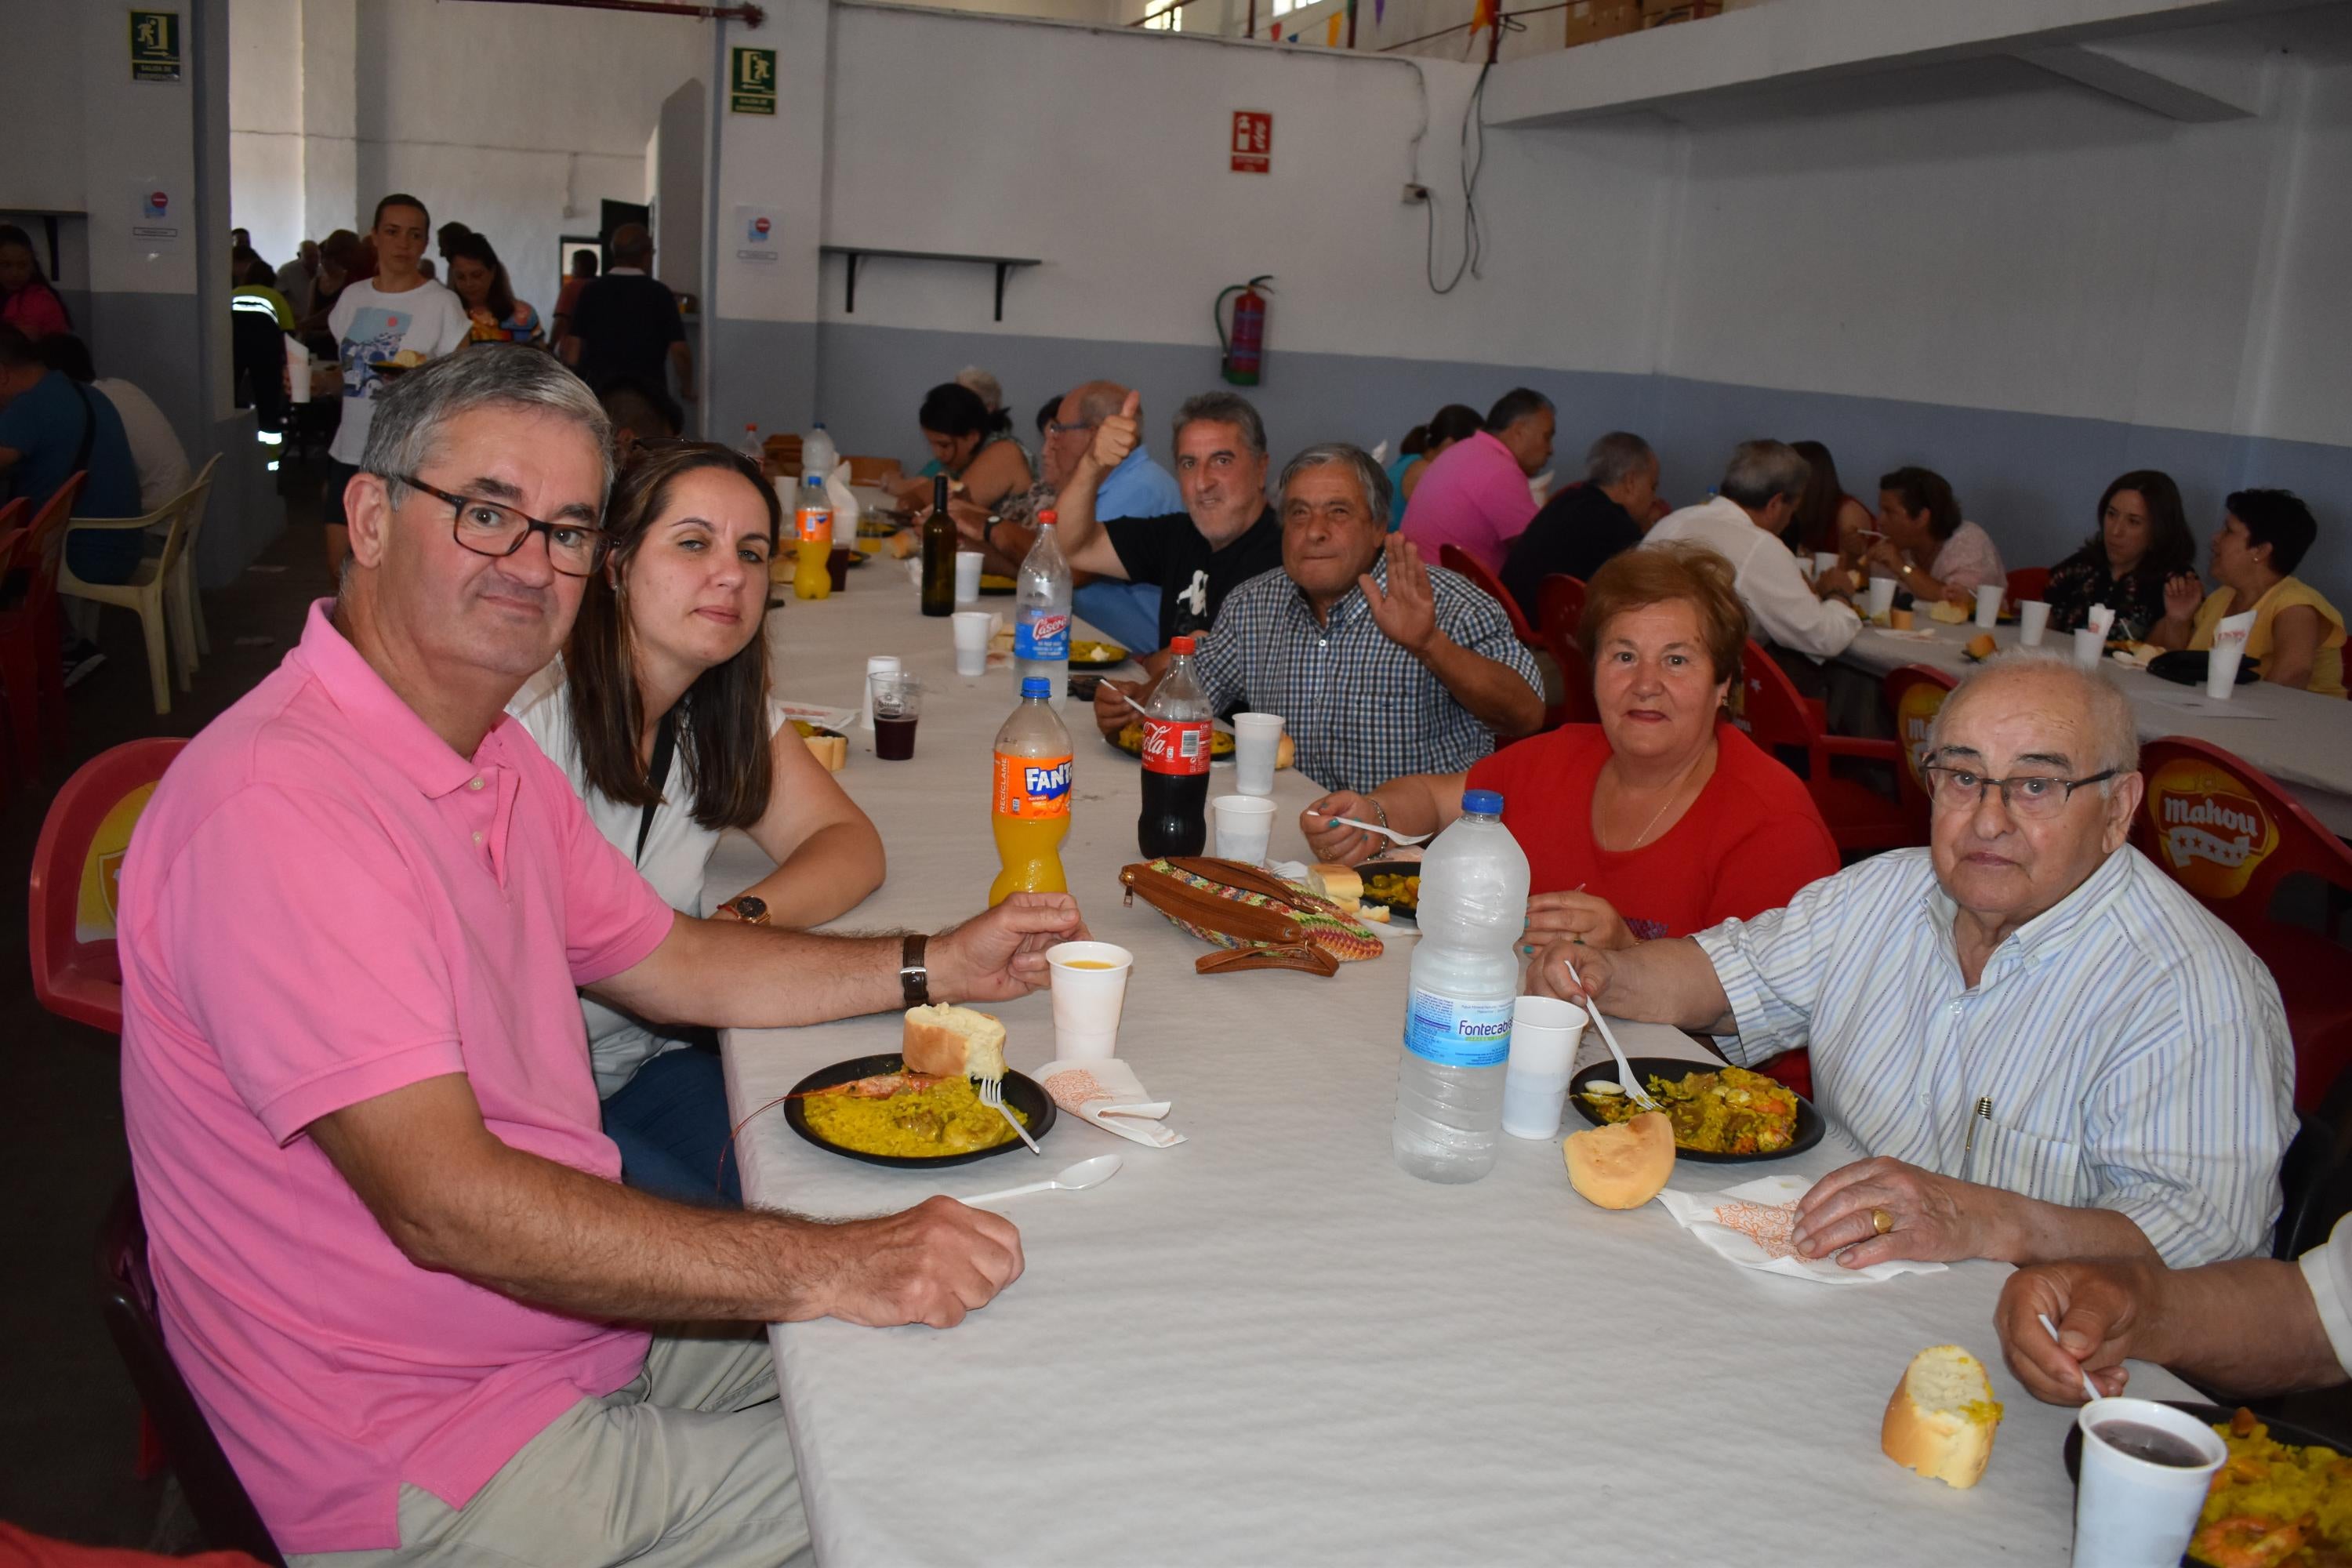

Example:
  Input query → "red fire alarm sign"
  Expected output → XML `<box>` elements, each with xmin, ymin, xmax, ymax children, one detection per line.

<box><xmin>1231</xmin><ymin>111</ymin><xmax>1272</xmax><ymax>174</ymax></box>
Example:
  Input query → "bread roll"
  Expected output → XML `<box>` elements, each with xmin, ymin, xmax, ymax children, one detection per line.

<box><xmin>801</xmin><ymin>731</ymin><xmax>846</xmax><ymax>772</ymax></box>
<box><xmin>902</xmin><ymin>1004</ymin><xmax>1007</xmax><ymax>1080</ymax></box>
<box><xmin>1881</xmin><ymin>1345</ymin><xmax>2004</xmax><ymax>1490</ymax></box>
<box><xmin>1308</xmin><ymin>863</ymin><xmax>1363</xmax><ymax>909</ymax></box>
<box><xmin>1276</xmin><ymin>732</ymin><xmax>1296</xmax><ymax>770</ymax></box>
<box><xmin>1966</xmin><ymin>632</ymin><xmax>1998</xmax><ymax>660</ymax></box>
<box><xmin>1929</xmin><ymin>599</ymin><xmax>1971</xmax><ymax>625</ymax></box>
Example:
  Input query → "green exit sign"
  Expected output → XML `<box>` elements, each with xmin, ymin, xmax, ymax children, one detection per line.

<box><xmin>130</xmin><ymin>10</ymin><xmax>182</xmax><ymax>83</ymax></box>
<box><xmin>731</xmin><ymin>47</ymin><xmax>776</xmax><ymax>114</ymax></box>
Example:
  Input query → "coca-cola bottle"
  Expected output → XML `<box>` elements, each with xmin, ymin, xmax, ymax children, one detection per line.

<box><xmin>1138</xmin><ymin>635</ymin><xmax>1212</xmax><ymax>857</ymax></box>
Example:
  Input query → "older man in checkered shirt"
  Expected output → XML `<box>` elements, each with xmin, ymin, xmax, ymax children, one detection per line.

<box><xmin>1102</xmin><ymin>442</ymin><xmax>1543</xmax><ymax>793</ymax></box>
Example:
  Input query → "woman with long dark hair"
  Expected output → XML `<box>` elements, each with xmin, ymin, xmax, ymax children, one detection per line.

<box><xmin>2042</xmin><ymin>470</ymin><xmax>2195</xmax><ymax>641</ymax></box>
<box><xmin>893</xmin><ymin>381</ymin><xmax>1030</xmax><ymax>511</ymax></box>
<box><xmin>1393</xmin><ymin>402</ymin><xmax>1483</xmax><ymax>511</ymax></box>
<box><xmin>510</xmin><ymin>442</ymin><xmax>886</xmax><ymax>1202</ymax></box>
<box><xmin>1789</xmin><ymin>441</ymin><xmax>1874</xmax><ymax>557</ymax></box>
<box><xmin>445</xmin><ymin>231</ymin><xmax>546</xmax><ymax>347</ymax></box>
<box><xmin>0</xmin><ymin>224</ymin><xmax>71</xmax><ymax>339</ymax></box>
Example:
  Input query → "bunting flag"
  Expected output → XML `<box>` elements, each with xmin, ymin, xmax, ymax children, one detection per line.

<box><xmin>1470</xmin><ymin>0</ymin><xmax>1493</xmax><ymax>31</ymax></box>
<box><xmin>1270</xmin><ymin>20</ymin><xmax>1279</xmax><ymax>37</ymax></box>
<box><xmin>1327</xmin><ymin>9</ymin><xmax>1341</xmax><ymax>44</ymax></box>
<box><xmin>1374</xmin><ymin>0</ymin><xmax>1384</xmax><ymax>27</ymax></box>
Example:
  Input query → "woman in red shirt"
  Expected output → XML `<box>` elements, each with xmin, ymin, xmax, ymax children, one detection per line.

<box><xmin>0</xmin><ymin>225</ymin><xmax>72</xmax><ymax>339</ymax></box>
<box><xmin>1301</xmin><ymin>543</ymin><xmax>1838</xmax><ymax>948</ymax></box>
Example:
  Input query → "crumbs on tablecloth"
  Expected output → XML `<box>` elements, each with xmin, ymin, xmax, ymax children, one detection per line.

<box><xmin>1712</xmin><ymin>1199</ymin><xmax>1799</xmax><ymax>1260</ymax></box>
<box><xmin>1044</xmin><ymin>1069</ymin><xmax>1111</xmax><ymax>1112</ymax></box>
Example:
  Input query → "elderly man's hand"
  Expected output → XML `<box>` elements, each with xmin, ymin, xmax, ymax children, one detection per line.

<box><xmin>928</xmin><ymin>893</ymin><xmax>1089</xmax><ymax>1003</ymax></box>
<box><xmin>810</xmin><ymin>1196</ymin><xmax>1026</xmax><ymax>1330</ymax></box>
<box><xmin>1088</xmin><ymin>390</ymin><xmax>1142</xmax><ymax>474</ymax></box>
<box><xmin>1995</xmin><ymin>1260</ymin><xmax>2147</xmax><ymax>1405</ymax></box>
<box><xmin>1300</xmin><ymin>792</ymin><xmax>1385</xmax><ymax>866</ymax></box>
<box><xmin>1363</xmin><ymin>536</ymin><xmax>1439</xmax><ymax>658</ymax></box>
<box><xmin>1094</xmin><ymin>676</ymin><xmax>1144</xmax><ymax>738</ymax></box>
<box><xmin>1791</xmin><ymin>1157</ymin><xmax>1998</xmax><ymax>1267</ymax></box>
<box><xmin>1524</xmin><ymin>937</ymin><xmax>1619</xmax><ymax>1007</ymax></box>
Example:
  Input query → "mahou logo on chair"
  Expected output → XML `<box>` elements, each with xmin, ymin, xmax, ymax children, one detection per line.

<box><xmin>2147</xmin><ymin>759</ymin><xmax>2276</xmax><ymax>899</ymax></box>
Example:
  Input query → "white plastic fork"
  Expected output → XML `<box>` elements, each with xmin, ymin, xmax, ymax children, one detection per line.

<box><xmin>978</xmin><ymin>1074</ymin><xmax>1041</xmax><ymax>1156</ymax></box>
<box><xmin>1556</xmin><ymin>951</ymin><xmax>1661</xmax><ymax>1112</ymax></box>
<box><xmin>1312</xmin><ymin>814</ymin><xmax>1433</xmax><ymax>848</ymax></box>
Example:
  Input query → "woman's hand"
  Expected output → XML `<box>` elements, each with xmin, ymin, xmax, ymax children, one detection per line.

<box><xmin>2164</xmin><ymin>572</ymin><xmax>2205</xmax><ymax>622</ymax></box>
<box><xmin>1862</xmin><ymin>539</ymin><xmax>1904</xmax><ymax>575</ymax></box>
<box><xmin>1523</xmin><ymin>889</ymin><xmax>1636</xmax><ymax>951</ymax></box>
<box><xmin>1300</xmin><ymin>792</ymin><xmax>1384</xmax><ymax>866</ymax></box>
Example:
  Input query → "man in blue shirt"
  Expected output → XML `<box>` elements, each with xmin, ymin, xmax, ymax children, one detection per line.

<box><xmin>0</xmin><ymin>325</ymin><xmax>147</xmax><ymax>681</ymax></box>
<box><xmin>1045</xmin><ymin>381</ymin><xmax>1181</xmax><ymax>652</ymax></box>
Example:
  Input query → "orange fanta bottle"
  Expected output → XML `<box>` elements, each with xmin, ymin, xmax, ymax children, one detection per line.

<box><xmin>989</xmin><ymin>676</ymin><xmax>1072</xmax><ymax>905</ymax></box>
<box><xmin>793</xmin><ymin>474</ymin><xmax>833</xmax><ymax>601</ymax></box>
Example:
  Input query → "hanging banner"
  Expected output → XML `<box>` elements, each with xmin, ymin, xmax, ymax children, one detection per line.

<box><xmin>730</xmin><ymin>46</ymin><xmax>776</xmax><ymax>114</ymax></box>
<box><xmin>129</xmin><ymin>10</ymin><xmax>181</xmax><ymax>82</ymax></box>
<box><xmin>1326</xmin><ymin>12</ymin><xmax>1342</xmax><ymax>44</ymax></box>
<box><xmin>1231</xmin><ymin>111</ymin><xmax>1272</xmax><ymax>175</ymax></box>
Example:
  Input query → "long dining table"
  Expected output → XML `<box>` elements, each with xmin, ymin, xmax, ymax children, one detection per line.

<box><xmin>1829</xmin><ymin>616</ymin><xmax>2352</xmax><ymax>833</ymax></box>
<box><xmin>710</xmin><ymin>572</ymin><xmax>2194</xmax><ymax>1566</ymax></box>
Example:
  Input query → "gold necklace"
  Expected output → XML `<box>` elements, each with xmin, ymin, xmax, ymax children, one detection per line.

<box><xmin>1607</xmin><ymin>748</ymin><xmax>1709</xmax><ymax>851</ymax></box>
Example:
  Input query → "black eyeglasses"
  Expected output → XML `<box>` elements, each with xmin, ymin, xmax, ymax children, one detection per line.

<box><xmin>383</xmin><ymin>474</ymin><xmax>611</xmax><ymax>577</ymax></box>
<box><xmin>1922</xmin><ymin>764</ymin><xmax>2118</xmax><ymax>819</ymax></box>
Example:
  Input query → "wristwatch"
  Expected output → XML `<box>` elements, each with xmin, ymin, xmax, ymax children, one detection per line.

<box><xmin>720</xmin><ymin>895</ymin><xmax>771</xmax><ymax>926</ymax></box>
<box><xmin>900</xmin><ymin>933</ymin><xmax>931</xmax><ymax>1007</ymax></box>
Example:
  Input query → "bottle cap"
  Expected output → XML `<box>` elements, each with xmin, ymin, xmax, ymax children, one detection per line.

<box><xmin>1171</xmin><ymin>635</ymin><xmax>1196</xmax><ymax>654</ymax></box>
<box><xmin>1022</xmin><ymin>677</ymin><xmax>1052</xmax><ymax>699</ymax></box>
<box><xmin>1038</xmin><ymin>509</ymin><xmax>1058</xmax><ymax>526</ymax></box>
<box><xmin>1461</xmin><ymin>789</ymin><xmax>1504</xmax><ymax>816</ymax></box>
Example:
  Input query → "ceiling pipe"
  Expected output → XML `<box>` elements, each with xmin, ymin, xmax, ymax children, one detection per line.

<box><xmin>443</xmin><ymin>0</ymin><xmax>768</xmax><ymax>25</ymax></box>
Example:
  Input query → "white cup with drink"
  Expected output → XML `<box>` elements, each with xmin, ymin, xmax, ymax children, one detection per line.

<box><xmin>1232</xmin><ymin>713</ymin><xmax>1284</xmax><ymax>798</ymax></box>
<box><xmin>286</xmin><ymin>337</ymin><xmax>312</xmax><ymax>405</ymax></box>
<box><xmin>1813</xmin><ymin>551</ymin><xmax>1840</xmax><ymax>584</ymax></box>
<box><xmin>2206</xmin><ymin>609</ymin><xmax>2256</xmax><ymax>699</ymax></box>
<box><xmin>1501</xmin><ymin>996</ymin><xmax>1587</xmax><ymax>1140</ymax></box>
<box><xmin>950</xmin><ymin>611</ymin><xmax>991</xmax><ymax>677</ymax></box>
<box><xmin>953</xmin><ymin>550</ymin><xmax>983</xmax><ymax>604</ymax></box>
<box><xmin>1973</xmin><ymin>583</ymin><xmax>2004</xmax><ymax>628</ymax></box>
<box><xmin>861</xmin><ymin>655</ymin><xmax>899</xmax><ymax>731</ymax></box>
<box><xmin>2071</xmin><ymin>1397</ymin><xmax>2227</xmax><ymax>1568</ymax></box>
<box><xmin>1865</xmin><ymin>575</ymin><xmax>1899</xmax><ymax>622</ymax></box>
<box><xmin>2072</xmin><ymin>628</ymin><xmax>2105</xmax><ymax>670</ymax></box>
<box><xmin>1209</xmin><ymin>794</ymin><xmax>1276</xmax><ymax>866</ymax></box>
<box><xmin>1045</xmin><ymin>941</ymin><xmax>1134</xmax><ymax>1062</ymax></box>
<box><xmin>2018</xmin><ymin>601</ymin><xmax>2050</xmax><ymax>646</ymax></box>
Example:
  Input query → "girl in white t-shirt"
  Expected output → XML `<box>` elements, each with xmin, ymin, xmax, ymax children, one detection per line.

<box><xmin>512</xmin><ymin>443</ymin><xmax>885</xmax><ymax>1203</ymax></box>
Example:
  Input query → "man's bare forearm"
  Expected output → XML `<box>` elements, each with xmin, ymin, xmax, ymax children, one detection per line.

<box><xmin>1421</xmin><ymin>633</ymin><xmax>1544</xmax><ymax>738</ymax></box>
<box><xmin>1605</xmin><ymin>937</ymin><xmax>1737</xmax><ymax>1033</ymax></box>
<box><xmin>2143</xmin><ymin>1259</ymin><xmax>2345</xmax><ymax>1396</ymax></box>
<box><xmin>590</xmin><ymin>913</ymin><xmax>904</xmax><ymax>1029</ymax></box>
<box><xmin>1984</xmin><ymin>1193</ymin><xmax>2156</xmax><ymax>1269</ymax></box>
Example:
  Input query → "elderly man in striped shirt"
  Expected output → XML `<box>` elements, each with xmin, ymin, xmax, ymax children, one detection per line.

<box><xmin>1534</xmin><ymin>651</ymin><xmax>2293</xmax><ymax>1269</ymax></box>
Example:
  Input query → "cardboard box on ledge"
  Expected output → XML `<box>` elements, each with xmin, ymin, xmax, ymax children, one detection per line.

<box><xmin>1563</xmin><ymin>0</ymin><xmax>1640</xmax><ymax>46</ymax></box>
<box><xmin>1640</xmin><ymin>0</ymin><xmax>1722</xmax><ymax>25</ymax></box>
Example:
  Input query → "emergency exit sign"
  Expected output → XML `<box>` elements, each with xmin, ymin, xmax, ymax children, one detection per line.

<box><xmin>1231</xmin><ymin>111</ymin><xmax>1272</xmax><ymax>174</ymax></box>
<box><xmin>130</xmin><ymin>10</ymin><xmax>181</xmax><ymax>83</ymax></box>
<box><xmin>731</xmin><ymin>47</ymin><xmax>776</xmax><ymax>114</ymax></box>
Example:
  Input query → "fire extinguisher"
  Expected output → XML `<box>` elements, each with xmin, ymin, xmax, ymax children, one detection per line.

<box><xmin>1215</xmin><ymin>275</ymin><xmax>1274</xmax><ymax>387</ymax></box>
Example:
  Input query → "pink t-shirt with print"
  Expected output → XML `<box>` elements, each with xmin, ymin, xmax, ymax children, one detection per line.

<box><xmin>117</xmin><ymin>601</ymin><xmax>675</xmax><ymax>1555</ymax></box>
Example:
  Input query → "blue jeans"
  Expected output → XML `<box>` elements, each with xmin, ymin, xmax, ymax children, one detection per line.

<box><xmin>602</xmin><ymin>1046</ymin><xmax>742</xmax><ymax>1206</ymax></box>
<box><xmin>1073</xmin><ymin>579</ymin><xmax>1163</xmax><ymax>653</ymax></box>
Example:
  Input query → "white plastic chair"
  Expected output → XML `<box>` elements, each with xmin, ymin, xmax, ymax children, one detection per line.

<box><xmin>166</xmin><ymin>454</ymin><xmax>222</xmax><ymax>675</ymax></box>
<box><xmin>57</xmin><ymin>460</ymin><xmax>215</xmax><ymax>716</ymax></box>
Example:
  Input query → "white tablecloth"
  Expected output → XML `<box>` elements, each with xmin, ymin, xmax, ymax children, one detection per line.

<box><xmin>1832</xmin><ymin>619</ymin><xmax>2352</xmax><ymax>833</ymax></box>
<box><xmin>714</xmin><ymin>582</ymin><xmax>2187</xmax><ymax>1566</ymax></box>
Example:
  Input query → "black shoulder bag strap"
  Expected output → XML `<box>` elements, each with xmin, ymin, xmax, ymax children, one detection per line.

<box><xmin>634</xmin><ymin>709</ymin><xmax>679</xmax><ymax>866</ymax></box>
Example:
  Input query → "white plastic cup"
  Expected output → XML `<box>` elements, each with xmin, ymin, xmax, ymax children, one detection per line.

<box><xmin>1045</xmin><ymin>941</ymin><xmax>1134</xmax><ymax>1062</ymax></box>
<box><xmin>1795</xmin><ymin>556</ymin><xmax>1816</xmax><ymax>583</ymax></box>
<box><xmin>954</xmin><ymin>550</ymin><xmax>983</xmax><ymax>604</ymax></box>
<box><xmin>861</xmin><ymin>655</ymin><xmax>900</xmax><ymax>730</ymax></box>
<box><xmin>1232</xmin><ymin>713</ymin><xmax>1285</xmax><ymax>798</ymax></box>
<box><xmin>2206</xmin><ymin>611</ymin><xmax>2255</xmax><ymax>699</ymax></box>
<box><xmin>1973</xmin><ymin>583</ymin><xmax>2004</xmax><ymax>629</ymax></box>
<box><xmin>1209</xmin><ymin>794</ymin><xmax>1276</xmax><ymax>866</ymax></box>
<box><xmin>1501</xmin><ymin>996</ymin><xmax>1588</xmax><ymax>1140</ymax></box>
<box><xmin>950</xmin><ymin>610</ymin><xmax>991</xmax><ymax>677</ymax></box>
<box><xmin>285</xmin><ymin>337</ymin><xmax>311</xmax><ymax>405</ymax></box>
<box><xmin>1813</xmin><ymin>551</ymin><xmax>1840</xmax><ymax>583</ymax></box>
<box><xmin>2019</xmin><ymin>601</ymin><xmax>2050</xmax><ymax>647</ymax></box>
<box><xmin>2071</xmin><ymin>1397</ymin><xmax>2226</xmax><ymax>1568</ymax></box>
<box><xmin>1865</xmin><ymin>576</ymin><xmax>1898</xmax><ymax>620</ymax></box>
<box><xmin>2073</xmin><ymin>627</ymin><xmax>2105</xmax><ymax>670</ymax></box>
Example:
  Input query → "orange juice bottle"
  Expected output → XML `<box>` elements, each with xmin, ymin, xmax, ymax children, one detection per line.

<box><xmin>989</xmin><ymin>677</ymin><xmax>1072</xmax><ymax>905</ymax></box>
<box><xmin>793</xmin><ymin>475</ymin><xmax>833</xmax><ymax>601</ymax></box>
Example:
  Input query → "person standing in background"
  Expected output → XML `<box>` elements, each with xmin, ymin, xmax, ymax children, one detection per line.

<box><xmin>303</xmin><ymin>194</ymin><xmax>473</xmax><ymax>577</ymax></box>
<box><xmin>447</xmin><ymin>233</ymin><xmax>546</xmax><ymax>348</ymax></box>
<box><xmin>561</xmin><ymin>224</ymin><xmax>693</xmax><ymax>408</ymax></box>
<box><xmin>276</xmin><ymin>239</ymin><xmax>321</xmax><ymax>319</ymax></box>
<box><xmin>551</xmin><ymin>248</ymin><xmax>599</xmax><ymax>347</ymax></box>
<box><xmin>0</xmin><ymin>225</ymin><xmax>72</xmax><ymax>340</ymax></box>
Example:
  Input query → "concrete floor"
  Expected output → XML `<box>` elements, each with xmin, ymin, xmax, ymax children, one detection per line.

<box><xmin>0</xmin><ymin>456</ymin><xmax>332</xmax><ymax>1549</ymax></box>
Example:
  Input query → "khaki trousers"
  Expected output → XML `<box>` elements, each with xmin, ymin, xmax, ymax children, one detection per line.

<box><xmin>292</xmin><ymin>1332</ymin><xmax>809</xmax><ymax>1568</ymax></box>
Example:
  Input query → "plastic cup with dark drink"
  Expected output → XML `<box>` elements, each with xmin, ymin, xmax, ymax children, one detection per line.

<box><xmin>870</xmin><ymin>670</ymin><xmax>922</xmax><ymax>761</ymax></box>
<box><xmin>826</xmin><ymin>546</ymin><xmax>854</xmax><ymax>593</ymax></box>
<box><xmin>2071</xmin><ymin>1396</ymin><xmax>2226</xmax><ymax>1568</ymax></box>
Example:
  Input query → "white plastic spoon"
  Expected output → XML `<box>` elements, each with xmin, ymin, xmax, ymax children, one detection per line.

<box><xmin>959</xmin><ymin>1154</ymin><xmax>1123</xmax><ymax>1206</ymax></box>
<box><xmin>2039</xmin><ymin>1312</ymin><xmax>2102</xmax><ymax>1403</ymax></box>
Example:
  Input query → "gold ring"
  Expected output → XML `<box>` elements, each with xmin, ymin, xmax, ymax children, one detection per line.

<box><xmin>1871</xmin><ymin>1207</ymin><xmax>1894</xmax><ymax>1236</ymax></box>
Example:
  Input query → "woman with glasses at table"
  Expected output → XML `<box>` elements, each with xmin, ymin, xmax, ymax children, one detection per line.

<box><xmin>510</xmin><ymin>441</ymin><xmax>885</xmax><ymax>1203</ymax></box>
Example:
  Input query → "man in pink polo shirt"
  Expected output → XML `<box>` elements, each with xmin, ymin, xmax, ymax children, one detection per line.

<box><xmin>1398</xmin><ymin>387</ymin><xmax>1555</xmax><ymax>575</ymax></box>
<box><xmin>117</xmin><ymin>348</ymin><xmax>1085</xmax><ymax>1567</ymax></box>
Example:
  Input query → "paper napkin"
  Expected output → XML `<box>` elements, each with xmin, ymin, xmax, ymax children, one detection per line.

<box><xmin>1037</xmin><ymin>1058</ymin><xmax>1185</xmax><ymax>1149</ymax></box>
<box><xmin>1654</xmin><ymin>1174</ymin><xmax>1947</xmax><ymax>1287</ymax></box>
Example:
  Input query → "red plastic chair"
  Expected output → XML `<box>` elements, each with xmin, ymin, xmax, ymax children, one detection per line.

<box><xmin>0</xmin><ymin>514</ymin><xmax>26</xmax><ymax>800</ymax></box>
<box><xmin>1436</xmin><ymin>542</ymin><xmax>1537</xmax><ymax>645</ymax></box>
<box><xmin>1740</xmin><ymin>640</ymin><xmax>1918</xmax><ymax>855</ymax></box>
<box><xmin>0</xmin><ymin>473</ymin><xmax>86</xmax><ymax>775</ymax></box>
<box><xmin>30</xmin><ymin>736</ymin><xmax>187</xmax><ymax>1034</ymax></box>
<box><xmin>2006</xmin><ymin>565</ymin><xmax>2050</xmax><ymax>606</ymax></box>
<box><xmin>1882</xmin><ymin>664</ymin><xmax>1958</xmax><ymax>840</ymax></box>
<box><xmin>1537</xmin><ymin>572</ymin><xmax>1586</xmax><ymax>637</ymax></box>
<box><xmin>2130</xmin><ymin>736</ymin><xmax>2352</xmax><ymax>1112</ymax></box>
<box><xmin>1535</xmin><ymin>583</ymin><xmax>1601</xmax><ymax>729</ymax></box>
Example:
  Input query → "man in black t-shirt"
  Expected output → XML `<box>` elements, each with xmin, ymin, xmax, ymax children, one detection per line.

<box><xmin>560</xmin><ymin>224</ymin><xmax>694</xmax><ymax>405</ymax></box>
<box><xmin>1498</xmin><ymin>430</ymin><xmax>1660</xmax><ymax>623</ymax></box>
<box><xmin>1042</xmin><ymin>390</ymin><xmax>1286</xmax><ymax>729</ymax></box>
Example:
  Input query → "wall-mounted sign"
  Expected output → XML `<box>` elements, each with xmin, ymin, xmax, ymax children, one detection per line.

<box><xmin>731</xmin><ymin>47</ymin><xmax>777</xmax><ymax>114</ymax></box>
<box><xmin>732</xmin><ymin>205</ymin><xmax>779</xmax><ymax>266</ymax></box>
<box><xmin>1231</xmin><ymin>111</ymin><xmax>1272</xmax><ymax>174</ymax></box>
<box><xmin>130</xmin><ymin>10</ymin><xmax>182</xmax><ymax>83</ymax></box>
<box><xmin>129</xmin><ymin>181</ymin><xmax>183</xmax><ymax>254</ymax></box>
